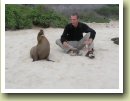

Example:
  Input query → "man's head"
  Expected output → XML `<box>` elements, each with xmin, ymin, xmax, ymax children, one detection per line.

<box><xmin>70</xmin><ymin>13</ymin><xmax>79</xmax><ymax>27</ymax></box>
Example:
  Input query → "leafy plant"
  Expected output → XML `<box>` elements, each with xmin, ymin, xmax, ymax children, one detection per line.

<box><xmin>5</xmin><ymin>5</ymin><xmax>33</xmax><ymax>30</ymax></box>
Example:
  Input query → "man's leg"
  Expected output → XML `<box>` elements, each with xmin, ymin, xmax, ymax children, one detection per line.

<box><xmin>55</xmin><ymin>39</ymin><xmax>78</xmax><ymax>53</ymax></box>
<box><xmin>76</xmin><ymin>33</ymin><xmax>95</xmax><ymax>58</ymax></box>
<box><xmin>76</xmin><ymin>33</ymin><xmax>94</xmax><ymax>50</ymax></box>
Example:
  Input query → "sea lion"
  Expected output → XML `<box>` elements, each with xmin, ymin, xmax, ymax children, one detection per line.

<box><xmin>30</xmin><ymin>29</ymin><xmax>54</xmax><ymax>62</ymax></box>
<box><xmin>30</xmin><ymin>46</ymin><xmax>38</xmax><ymax>61</ymax></box>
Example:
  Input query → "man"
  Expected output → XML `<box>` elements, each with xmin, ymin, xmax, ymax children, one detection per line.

<box><xmin>56</xmin><ymin>13</ymin><xmax>96</xmax><ymax>59</ymax></box>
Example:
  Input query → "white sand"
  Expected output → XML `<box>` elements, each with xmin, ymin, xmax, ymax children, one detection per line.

<box><xmin>5</xmin><ymin>21</ymin><xmax>119</xmax><ymax>89</ymax></box>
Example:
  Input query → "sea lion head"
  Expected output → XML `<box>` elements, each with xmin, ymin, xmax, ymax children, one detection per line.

<box><xmin>37</xmin><ymin>29</ymin><xmax>46</xmax><ymax>44</ymax></box>
<box><xmin>38</xmin><ymin>29</ymin><xmax>44</xmax><ymax>36</ymax></box>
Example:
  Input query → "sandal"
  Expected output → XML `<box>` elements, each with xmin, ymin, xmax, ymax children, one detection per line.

<box><xmin>85</xmin><ymin>49</ymin><xmax>95</xmax><ymax>59</ymax></box>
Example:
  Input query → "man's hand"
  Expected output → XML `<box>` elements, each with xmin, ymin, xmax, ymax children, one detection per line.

<box><xmin>84</xmin><ymin>38</ymin><xmax>93</xmax><ymax>45</ymax></box>
<box><xmin>63</xmin><ymin>41</ymin><xmax>69</xmax><ymax>48</ymax></box>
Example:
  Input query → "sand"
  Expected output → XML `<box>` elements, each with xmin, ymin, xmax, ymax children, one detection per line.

<box><xmin>5</xmin><ymin>21</ymin><xmax>119</xmax><ymax>89</ymax></box>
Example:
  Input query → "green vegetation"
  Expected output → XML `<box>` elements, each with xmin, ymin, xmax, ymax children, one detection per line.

<box><xmin>5</xmin><ymin>4</ymin><xmax>69</xmax><ymax>30</ymax></box>
<box><xmin>5</xmin><ymin>5</ymin><xmax>33</xmax><ymax>30</ymax></box>
<box><xmin>95</xmin><ymin>4</ymin><xmax>119</xmax><ymax>20</ymax></box>
<box><xmin>5</xmin><ymin>4</ymin><xmax>119</xmax><ymax>30</ymax></box>
<box><xmin>79</xmin><ymin>4</ymin><xmax>118</xmax><ymax>23</ymax></box>
<box><xmin>31</xmin><ymin>5</ymin><xmax>68</xmax><ymax>28</ymax></box>
<box><xmin>80</xmin><ymin>12</ymin><xmax>110</xmax><ymax>23</ymax></box>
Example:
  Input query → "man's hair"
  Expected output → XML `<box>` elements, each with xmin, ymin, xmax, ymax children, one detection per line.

<box><xmin>71</xmin><ymin>13</ymin><xmax>79</xmax><ymax>19</ymax></box>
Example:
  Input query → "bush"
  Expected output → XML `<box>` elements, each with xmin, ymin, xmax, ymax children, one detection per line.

<box><xmin>80</xmin><ymin>12</ymin><xmax>110</xmax><ymax>23</ymax></box>
<box><xmin>79</xmin><ymin>4</ymin><xmax>119</xmax><ymax>23</ymax></box>
<box><xmin>5</xmin><ymin>5</ymin><xmax>33</xmax><ymax>30</ymax></box>
<box><xmin>30</xmin><ymin>5</ymin><xmax>49</xmax><ymax>27</ymax></box>
<box><xmin>5</xmin><ymin>6</ymin><xmax>16</xmax><ymax>30</ymax></box>
<box><xmin>5</xmin><ymin>4</ymin><xmax>118</xmax><ymax>30</ymax></box>
<box><xmin>95</xmin><ymin>4</ymin><xmax>119</xmax><ymax>20</ymax></box>
<box><xmin>5</xmin><ymin>4</ymin><xmax>69</xmax><ymax>30</ymax></box>
<box><xmin>49</xmin><ymin>12</ymin><xmax>69</xmax><ymax>28</ymax></box>
<box><xmin>31</xmin><ymin>5</ymin><xmax>69</xmax><ymax>28</ymax></box>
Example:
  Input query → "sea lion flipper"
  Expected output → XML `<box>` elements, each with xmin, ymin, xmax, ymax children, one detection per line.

<box><xmin>46</xmin><ymin>58</ymin><xmax>55</xmax><ymax>62</ymax></box>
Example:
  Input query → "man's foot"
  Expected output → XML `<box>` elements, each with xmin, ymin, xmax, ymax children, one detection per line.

<box><xmin>69</xmin><ymin>50</ymin><xmax>77</xmax><ymax>56</ymax></box>
<box><xmin>85</xmin><ymin>49</ymin><xmax>95</xmax><ymax>59</ymax></box>
<box><xmin>67</xmin><ymin>49</ymin><xmax>82</xmax><ymax>56</ymax></box>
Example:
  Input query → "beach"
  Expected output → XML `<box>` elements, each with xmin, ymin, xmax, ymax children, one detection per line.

<box><xmin>5</xmin><ymin>21</ymin><xmax>119</xmax><ymax>89</ymax></box>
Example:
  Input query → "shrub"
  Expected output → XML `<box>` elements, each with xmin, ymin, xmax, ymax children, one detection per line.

<box><xmin>95</xmin><ymin>4</ymin><xmax>119</xmax><ymax>20</ymax></box>
<box><xmin>31</xmin><ymin>5</ymin><xmax>69</xmax><ymax>28</ymax></box>
<box><xmin>5</xmin><ymin>4</ymin><xmax>118</xmax><ymax>30</ymax></box>
<box><xmin>80</xmin><ymin>12</ymin><xmax>110</xmax><ymax>23</ymax></box>
<box><xmin>49</xmin><ymin>12</ymin><xmax>69</xmax><ymax>28</ymax></box>
<box><xmin>5</xmin><ymin>5</ymin><xmax>17</xmax><ymax>29</ymax></box>
<box><xmin>5</xmin><ymin>4</ymin><xmax>68</xmax><ymax>30</ymax></box>
<box><xmin>5</xmin><ymin>5</ymin><xmax>33</xmax><ymax>30</ymax></box>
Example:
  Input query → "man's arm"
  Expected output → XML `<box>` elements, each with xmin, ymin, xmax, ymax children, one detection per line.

<box><xmin>84</xmin><ymin>24</ymin><xmax>96</xmax><ymax>40</ymax></box>
<box><xmin>83</xmin><ymin>24</ymin><xmax>96</xmax><ymax>46</ymax></box>
<box><xmin>60</xmin><ymin>25</ymin><xmax>71</xmax><ymax>48</ymax></box>
<box><xmin>60</xmin><ymin>25</ymin><xmax>68</xmax><ymax>44</ymax></box>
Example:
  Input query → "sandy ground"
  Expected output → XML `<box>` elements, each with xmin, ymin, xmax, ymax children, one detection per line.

<box><xmin>5</xmin><ymin>21</ymin><xmax>119</xmax><ymax>89</ymax></box>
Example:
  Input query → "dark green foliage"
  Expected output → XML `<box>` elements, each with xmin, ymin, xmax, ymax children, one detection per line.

<box><xmin>30</xmin><ymin>5</ymin><xmax>69</xmax><ymax>28</ymax></box>
<box><xmin>5</xmin><ymin>5</ymin><xmax>33</xmax><ymax>30</ymax></box>
<box><xmin>49</xmin><ymin>12</ymin><xmax>69</xmax><ymax>28</ymax></box>
<box><xmin>95</xmin><ymin>4</ymin><xmax>119</xmax><ymax>20</ymax></box>
<box><xmin>80</xmin><ymin>12</ymin><xmax>110</xmax><ymax>23</ymax></box>
<box><xmin>79</xmin><ymin>4</ymin><xmax>119</xmax><ymax>23</ymax></box>
<box><xmin>5</xmin><ymin>4</ymin><xmax>69</xmax><ymax>30</ymax></box>
<box><xmin>5</xmin><ymin>4</ymin><xmax>119</xmax><ymax>30</ymax></box>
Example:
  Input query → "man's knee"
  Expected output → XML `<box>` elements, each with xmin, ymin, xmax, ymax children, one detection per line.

<box><xmin>56</xmin><ymin>39</ymin><xmax>60</xmax><ymax>45</ymax></box>
<box><xmin>55</xmin><ymin>39</ymin><xmax>62</xmax><ymax>46</ymax></box>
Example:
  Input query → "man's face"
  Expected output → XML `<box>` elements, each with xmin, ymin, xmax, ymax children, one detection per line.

<box><xmin>70</xmin><ymin>15</ymin><xmax>79</xmax><ymax>27</ymax></box>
